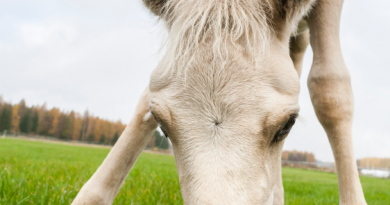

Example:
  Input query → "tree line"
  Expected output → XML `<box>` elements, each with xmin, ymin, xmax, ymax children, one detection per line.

<box><xmin>282</xmin><ymin>150</ymin><xmax>316</xmax><ymax>162</ymax></box>
<box><xmin>0</xmin><ymin>97</ymin><xmax>126</xmax><ymax>145</ymax></box>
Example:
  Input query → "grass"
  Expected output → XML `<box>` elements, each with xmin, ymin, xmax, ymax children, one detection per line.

<box><xmin>0</xmin><ymin>138</ymin><xmax>389</xmax><ymax>205</ymax></box>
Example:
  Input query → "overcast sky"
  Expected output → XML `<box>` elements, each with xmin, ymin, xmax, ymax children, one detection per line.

<box><xmin>0</xmin><ymin>0</ymin><xmax>389</xmax><ymax>162</ymax></box>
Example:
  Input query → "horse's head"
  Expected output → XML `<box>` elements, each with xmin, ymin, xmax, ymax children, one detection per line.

<box><xmin>145</xmin><ymin>0</ymin><xmax>314</xmax><ymax>203</ymax></box>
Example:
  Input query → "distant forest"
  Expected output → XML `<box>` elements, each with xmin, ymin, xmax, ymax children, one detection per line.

<box><xmin>0</xmin><ymin>96</ymin><xmax>169</xmax><ymax>149</ymax></box>
<box><xmin>282</xmin><ymin>150</ymin><xmax>316</xmax><ymax>162</ymax></box>
<box><xmin>358</xmin><ymin>158</ymin><xmax>390</xmax><ymax>169</ymax></box>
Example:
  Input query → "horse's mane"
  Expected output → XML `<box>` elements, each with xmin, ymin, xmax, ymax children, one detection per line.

<box><xmin>160</xmin><ymin>0</ymin><xmax>273</xmax><ymax>75</ymax></box>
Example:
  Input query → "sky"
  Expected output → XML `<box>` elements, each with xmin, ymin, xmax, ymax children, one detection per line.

<box><xmin>0</xmin><ymin>0</ymin><xmax>389</xmax><ymax>162</ymax></box>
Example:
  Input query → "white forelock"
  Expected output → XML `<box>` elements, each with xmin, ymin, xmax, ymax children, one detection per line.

<box><xmin>161</xmin><ymin>0</ymin><xmax>273</xmax><ymax>76</ymax></box>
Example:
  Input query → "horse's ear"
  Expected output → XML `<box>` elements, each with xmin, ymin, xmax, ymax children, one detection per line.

<box><xmin>142</xmin><ymin>0</ymin><xmax>167</xmax><ymax>16</ymax></box>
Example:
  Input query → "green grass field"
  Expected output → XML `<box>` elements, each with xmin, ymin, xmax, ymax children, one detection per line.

<box><xmin>1</xmin><ymin>138</ymin><xmax>389</xmax><ymax>205</ymax></box>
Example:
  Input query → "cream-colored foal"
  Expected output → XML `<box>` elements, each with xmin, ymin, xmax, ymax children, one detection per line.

<box><xmin>73</xmin><ymin>0</ymin><xmax>367</xmax><ymax>204</ymax></box>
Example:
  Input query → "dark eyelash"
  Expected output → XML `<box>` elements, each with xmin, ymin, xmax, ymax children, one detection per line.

<box><xmin>272</xmin><ymin>114</ymin><xmax>298</xmax><ymax>143</ymax></box>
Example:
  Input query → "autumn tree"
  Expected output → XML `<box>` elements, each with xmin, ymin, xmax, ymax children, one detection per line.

<box><xmin>37</xmin><ymin>103</ymin><xmax>48</xmax><ymax>135</ymax></box>
<box><xmin>59</xmin><ymin>113</ymin><xmax>71</xmax><ymax>139</ymax></box>
<box><xmin>81</xmin><ymin>110</ymin><xmax>90</xmax><ymax>141</ymax></box>
<box><xmin>72</xmin><ymin>113</ymin><xmax>82</xmax><ymax>141</ymax></box>
<box><xmin>281</xmin><ymin>151</ymin><xmax>289</xmax><ymax>161</ymax></box>
<box><xmin>66</xmin><ymin>111</ymin><xmax>75</xmax><ymax>140</ymax></box>
<box><xmin>85</xmin><ymin>116</ymin><xmax>95</xmax><ymax>142</ymax></box>
<box><xmin>108</xmin><ymin>121</ymin><xmax>116</xmax><ymax>144</ymax></box>
<box><xmin>307</xmin><ymin>153</ymin><xmax>316</xmax><ymax>163</ymax></box>
<box><xmin>11</xmin><ymin>105</ymin><xmax>20</xmax><ymax>133</ymax></box>
<box><xmin>48</xmin><ymin>108</ymin><xmax>61</xmax><ymax>137</ymax></box>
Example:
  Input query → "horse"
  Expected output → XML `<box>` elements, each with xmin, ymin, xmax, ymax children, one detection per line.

<box><xmin>72</xmin><ymin>0</ymin><xmax>367</xmax><ymax>204</ymax></box>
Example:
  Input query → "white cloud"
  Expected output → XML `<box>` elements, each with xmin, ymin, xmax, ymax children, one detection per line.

<box><xmin>20</xmin><ymin>23</ymin><xmax>77</xmax><ymax>47</ymax></box>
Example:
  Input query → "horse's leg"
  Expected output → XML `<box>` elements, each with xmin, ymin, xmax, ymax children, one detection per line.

<box><xmin>72</xmin><ymin>88</ymin><xmax>158</xmax><ymax>205</ymax></box>
<box><xmin>272</xmin><ymin>28</ymin><xmax>311</xmax><ymax>205</ymax></box>
<box><xmin>307</xmin><ymin>0</ymin><xmax>366</xmax><ymax>204</ymax></box>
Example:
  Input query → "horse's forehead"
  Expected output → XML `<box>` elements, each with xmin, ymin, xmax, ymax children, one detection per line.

<box><xmin>167</xmin><ymin>57</ymin><xmax>297</xmax><ymax>98</ymax></box>
<box><xmin>152</xmin><ymin>61</ymin><xmax>298</xmax><ymax>115</ymax></box>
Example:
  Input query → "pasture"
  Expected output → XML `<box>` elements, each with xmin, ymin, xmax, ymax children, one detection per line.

<box><xmin>1</xmin><ymin>138</ymin><xmax>389</xmax><ymax>205</ymax></box>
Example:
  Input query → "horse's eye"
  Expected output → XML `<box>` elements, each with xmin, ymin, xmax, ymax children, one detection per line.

<box><xmin>273</xmin><ymin>114</ymin><xmax>298</xmax><ymax>143</ymax></box>
<box><xmin>280</xmin><ymin>116</ymin><xmax>296</xmax><ymax>135</ymax></box>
